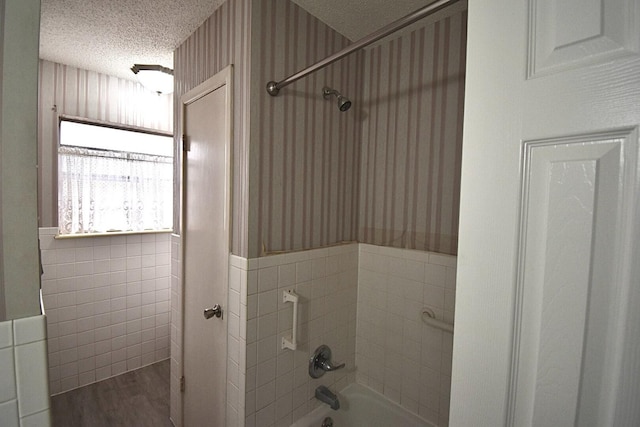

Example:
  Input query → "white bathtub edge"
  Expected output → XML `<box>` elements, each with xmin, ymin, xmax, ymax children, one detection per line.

<box><xmin>290</xmin><ymin>382</ymin><xmax>436</xmax><ymax>427</ymax></box>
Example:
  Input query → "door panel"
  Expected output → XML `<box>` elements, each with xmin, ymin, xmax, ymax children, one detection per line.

<box><xmin>527</xmin><ymin>0</ymin><xmax>638</xmax><ymax>77</ymax></box>
<box><xmin>181</xmin><ymin>67</ymin><xmax>232</xmax><ymax>427</ymax></box>
<box><xmin>451</xmin><ymin>0</ymin><xmax>640</xmax><ymax>425</ymax></box>
<box><xmin>512</xmin><ymin>131</ymin><xmax>636</xmax><ymax>426</ymax></box>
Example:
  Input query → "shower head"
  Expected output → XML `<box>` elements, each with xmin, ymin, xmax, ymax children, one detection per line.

<box><xmin>322</xmin><ymin>87</ymin><xmax>352</xmax><ymax>112</ymax></box>
<box><xmin>336</xmin><ymin>94</ymin><xmax>352</xmax><ymax>112</ymax></box>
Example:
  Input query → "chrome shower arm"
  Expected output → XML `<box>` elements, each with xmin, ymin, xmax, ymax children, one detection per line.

<box><xmin>322</xmin><ymin>87</ymin><xmax>338</xmax><ymax>99</ymax></box>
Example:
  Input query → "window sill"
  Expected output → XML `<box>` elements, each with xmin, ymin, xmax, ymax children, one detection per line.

<box><xmin>54</xmin><ymin>229</ymin><xmax>173</xmax><ymax>239</ymax></box>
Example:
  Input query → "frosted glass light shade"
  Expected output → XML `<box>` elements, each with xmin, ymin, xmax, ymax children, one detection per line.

<box><xmin>131</xmin><ymin>64</ymin><xmax>174</xmax><ymax>94</ymax></box>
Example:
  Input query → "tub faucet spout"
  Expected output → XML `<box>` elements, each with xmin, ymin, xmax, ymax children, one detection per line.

<box><xmin>315</xmin><ymin>385</ymin><xmax>340</xmax><ymax>410</ymax></box>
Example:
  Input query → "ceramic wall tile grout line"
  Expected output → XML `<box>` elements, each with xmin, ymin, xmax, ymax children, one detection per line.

<box><xmin>282</xmin><ymin>289</ymin><xmax>299</xmax><ymax>350</ymax></box>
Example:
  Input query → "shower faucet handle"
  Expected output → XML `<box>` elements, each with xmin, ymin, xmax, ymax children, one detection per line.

<box><xmin>309</xmin><ymin>345</ymin><xmax>345</xmax><ymax>378</ymax></box>
<box><xmin>321</xmin><ymin>359</ymin><xmax>346</xmax><ymax>372</ymax></box>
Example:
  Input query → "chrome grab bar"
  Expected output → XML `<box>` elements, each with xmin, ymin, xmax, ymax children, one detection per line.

<box><xmin>421</xmin><ymin>307</ymin><xmax>453</xmax><ymax>333</ymax></box>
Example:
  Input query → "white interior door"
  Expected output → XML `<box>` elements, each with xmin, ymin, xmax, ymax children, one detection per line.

<box><xmin>451</xmin><ymin>0</ymin><xmax>640</xmax><ymax>426</ymax></box>
<box><xmin>181</xmin><ymin>66</ymin><xmax>232</xmax><ymax>427</ymax></box>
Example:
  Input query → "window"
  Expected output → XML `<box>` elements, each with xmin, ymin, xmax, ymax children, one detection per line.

<box><xmin>58</xmin><ymin>118</ymin><xmax>173</xmax><ymax>235</ymax></box>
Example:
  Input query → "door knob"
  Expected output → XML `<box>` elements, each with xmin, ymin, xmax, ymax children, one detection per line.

<box><xmin>204</xmin><ymin>305</ymin><xmax>222</xmax><ymax>319</ymax></box>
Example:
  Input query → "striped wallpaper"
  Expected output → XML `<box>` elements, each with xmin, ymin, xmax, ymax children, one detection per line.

<box><xmin>174</xmin><ymin>0</ymin><xmax>362</xmax><ymax>258</ymax></box>
<box><xmin>34</xmin><ymin>1</ymin><xmax>466</xmax><ymax>258</ymax></box>
<box><xmin>173</xmin><ymin>0</ymin><xmax>252</xmax><ymax>257</ymax></box>
<box><xmin>176</xmin><ymin>0</ymin><xmax>466</xmax><ymax>257</ymax></box>
<box><xmin>249</xmin><ymin>0</ymin><xmax>363</xmax><ymax>257</ymax></box>
<box><xmin>37</xmin><ymin>60</ymin><xmax>173</xmax><ymax>227</ymax></box>
<box><xmin>359</xmin><ymin>8</ymin><xmax>467</xmax><ymax>255</ymax></box>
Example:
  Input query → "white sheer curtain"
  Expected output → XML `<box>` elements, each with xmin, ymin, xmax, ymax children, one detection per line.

<box><xmin>58</xmin><ymin>146</ymin><xmax>172</xmax><ymax>234</ymax></box>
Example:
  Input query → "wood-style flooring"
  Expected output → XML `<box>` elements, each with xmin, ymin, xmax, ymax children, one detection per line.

<box><xmin>50</xmin><ymin>359</ymin><xmax>173</xmax><ymax>427</ymax></box>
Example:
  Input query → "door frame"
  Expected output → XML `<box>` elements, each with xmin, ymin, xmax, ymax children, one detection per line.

<box><xmin>179</xmin><ymin>65</ymin><xmax>233</xmax><ymax>425</ymax></box>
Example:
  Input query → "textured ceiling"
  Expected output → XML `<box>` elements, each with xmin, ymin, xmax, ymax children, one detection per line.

<box><xmin>39</xmin><ymin>0</ymin><xmax>438</xmax><ymax>81</ymax></box>
<box><xmin>39</xmin><ymin>0</ymin><xmax>226</xmax><ymax>80</ymax></box>
<box><xmin>292</xmin><ymin>0</ymin><xmax>437</xmax><ymax>42</ymax></box>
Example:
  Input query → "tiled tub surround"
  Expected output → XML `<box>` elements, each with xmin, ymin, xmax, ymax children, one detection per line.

<box><xmin>169</xmin><ymin>242</ymin><xmax>454</xmax><ymax>427</ymax></box>
<box><xmin>38</xmin><ymin>227</ymin><xmax>172</xmax><ymax>395</ymax></box>
<box><xmin>357</xmin><ymin>244</ymin><xmax>456</xmax><ymax>427</ymax></box>
<box><xmin>233</xmin><ymin>244</ymin><xmax>359</xmax><ymax>427</ymax></box>
<box><xmin>0</xmin><ymin>315</ymin><xmax>52</xmax><ymax>426</ymax></box>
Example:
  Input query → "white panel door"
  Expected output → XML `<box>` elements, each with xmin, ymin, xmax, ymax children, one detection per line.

<box><xmin>181</xmin><ymin>67</ymin><xmax>232</xmax><ymax>427</ymax></box>
<box><xmin>450</xmin><ymin>0</ymin><xmax>640</xmax><ymax>426</ymax></box>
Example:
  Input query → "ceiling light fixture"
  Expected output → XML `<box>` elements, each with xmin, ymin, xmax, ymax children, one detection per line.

<box><xmin>131</xmin><ymin>64</ymin><xmax>174</xmax><ymax>95</ymax></box>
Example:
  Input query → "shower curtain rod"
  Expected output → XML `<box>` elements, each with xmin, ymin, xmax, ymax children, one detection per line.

<box><xmin>266</xmin><ymin>0</ymin><xmax>461</xmax><ymax>96</ymax></box>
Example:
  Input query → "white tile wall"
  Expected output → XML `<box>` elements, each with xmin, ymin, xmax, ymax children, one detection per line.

<box><xmin>227</xmin><ymin>254</ymin><xmax>247</xmax><ymax>427</ymax></box>
<box><xmin>169</xmin><ymin>234</ymin><xmax>183</xmax><ymax>427</ymax></box>
<box><xmin>169</xmin><ymin>241</ymin><xmax>455</xmax><ymax>427</ymax></box>
<box><xmin>357</xmin><ymin>244</ymin><xmax>456</xmax><ymax>427</ymax></box>
<box><xmin>240</xmin><ymin>244</ymin><xmax>359</xmax><ymax>427</ymax></box>
<box><xmin>38</xmin><ymin>227</ymin><xmax>172</xmax><ymax>395</ymax></box>
<box><xmin>0</xmin><ymin>315</ymin><xmax>52</xmax><ymax>426</ymax></box>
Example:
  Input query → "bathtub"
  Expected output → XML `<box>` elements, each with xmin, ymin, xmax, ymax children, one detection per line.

<box><xmin>291</xmin><ymin>383</ymin><xmax>433</xmax><ymax>427</ymax></box>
